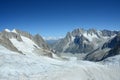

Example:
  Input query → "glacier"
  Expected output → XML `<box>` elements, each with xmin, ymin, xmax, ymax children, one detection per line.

<box><xmin>0</xmin><ymin>45</ymin><xmax>120</xmax><ymax>80</ymax></box>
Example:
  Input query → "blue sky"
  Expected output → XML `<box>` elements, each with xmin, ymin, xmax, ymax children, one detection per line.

<box><xmin>0</xmin><ymin>0</ymin><xmax>120</xmax><ymax>38</ymax></box>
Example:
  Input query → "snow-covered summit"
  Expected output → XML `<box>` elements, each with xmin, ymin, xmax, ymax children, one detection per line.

<box><xmin>4</xmin><ymin>29</ymin><xmax>11</xmax><ymax>32</ymax></box>
<box><xmin>4</xmin><ymin>29</ymin><xmax>17</xmax><ymax>33</ymax></box>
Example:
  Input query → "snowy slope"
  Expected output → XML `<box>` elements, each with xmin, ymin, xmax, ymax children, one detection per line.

<box><xmin>101</xmin><ymin>55</ymin><xmax>120</xmax><ymax>66</ymax></box>
<box><xmin>83</xmin><ymin>31</ymin><xmax>98</xmax><ymax>41</ymax></box>
<box><xmin>0</xmin><ymin>45</ymin><xmax>120</xmax><ymax>80</ymax></box>
<box><xmin>10</xmin><ymin>36</ymin><xmax>40</xmax><ymax>54</ymax></box>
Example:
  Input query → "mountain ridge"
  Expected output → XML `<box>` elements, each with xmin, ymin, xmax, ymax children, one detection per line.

<box><xmin>51</xmin><ymin>28</ymin><xmax>119</xmax><ymax>54</ymax></box>
<box><xmin>1</xmin><ymin>28</ymin><xmax>120</xmax><ymax>61</ymax></box>
<box><xmin>0</xmin><ymin>29</ymin><xmax>53</xmax><ymax>57</ymax></box>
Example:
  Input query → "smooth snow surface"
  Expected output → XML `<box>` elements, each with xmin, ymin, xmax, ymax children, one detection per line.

<box><xmin>0</xmin><ymin>45</ymin><xmax>120</xmax><ymax>80</ymax></box>
<box><xmin>10</xmin><ymin>36</ymin><xmax>40</xmax><ymax>53</ymax></box>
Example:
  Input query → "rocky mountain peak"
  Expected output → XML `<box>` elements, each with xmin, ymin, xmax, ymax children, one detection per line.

<box><xmin>71</xmin><ymin>28</ymin><xmax>85</xmax><ymax>36</ymax></box>
<box><xmin>50</xmin><ymin>28</ymin><xmax>120</xmax><ymax>53</ymax></box>
<box><xmin>87</xmin><ymin>28</ymin><xmax>97</xmax><ymax>35</ymax></box>
<box><xmin>65</xmin><ymin>32</ymin><xmax>72</xmax><ymax>42</ymax></box>
<box><xmin>33</xmin><ymin>34</ymin><xmax>49</xmax><ymax>50</ymax></box>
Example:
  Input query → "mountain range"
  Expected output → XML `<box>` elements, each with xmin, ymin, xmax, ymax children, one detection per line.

<box><xmin>0</xmin><ymin>28</ymin><xmax>120</xmax><ymax>80</ymax></box>
<box><xmin>48</xmin><ymin>28</ymin><xmax>120</xmax><ymax>61</ymax></box>
<box><xmin>1</xmin><ymin>28</ymin><xmax>120</xmax><ymax>61</ymax></box>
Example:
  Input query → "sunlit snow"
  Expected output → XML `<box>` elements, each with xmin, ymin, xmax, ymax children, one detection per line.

<box><xmin>0</xmin><ymin>45</ymin><xmax>120</xmax><ymax>80</ymax></box>
<box><xmin>10</xmin><ymin>36</ymin><xmax>40</xmax><ymax>53</ymax></box>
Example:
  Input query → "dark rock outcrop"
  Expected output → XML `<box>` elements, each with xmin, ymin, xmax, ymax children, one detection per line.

<box><xmin>33</xmin><ymin>34</ymin><xmax>49</xmax><ymax>50</ymax></box>
<box><xmin>0</xmin><ymin>34</ymin><xmax>22</xmax><ymax>53</ymax></box>
<box><xmin>1</xmin><ymin>30</ymin><xmax>23</xmax><ymax>41</ymax></box>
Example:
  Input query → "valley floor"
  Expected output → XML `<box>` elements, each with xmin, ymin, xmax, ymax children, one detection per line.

<box><xmin>0</xmin><ymin>46</ymin><xmax>120</xmax><ymax>80</ymax></box>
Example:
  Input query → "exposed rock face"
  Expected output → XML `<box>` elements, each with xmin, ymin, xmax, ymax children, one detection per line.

<box><xmin>84</xmin><ymin>48</ymin><xmax>110</xmax><ymax>61</ymax></box>
<box><xmin>51</xmin><ymin>28</ymin><xmax>119</xmax><ymax>53</ymax></box>
<box><xmin>102</xmin><ymin>34</ymin><xmax>120</xmax><ymax>59</ymax></box>
<box><xmin>0</xmin><ymin>34</ymin><xmax>22</xmax><ymax>53</ymax></box>
<box><xmin>33</xmin><ymin>34</ymin><xmax>49</xmax><ymax>50</ymax></box>
<box><xmin>65</xmin><ymin>35</ymin><xmax>93</xmax><ymax>53</ymax></box>
<box><xmin>85</xmin><ymin>33</ymin><xmax>120</xmax><ymax>61</ymax></box>
<box><xmin>52</xmin><ymin>32</ymin><xmax>73</xmax><ymax>52</ymax></box>
<box><xmin>102</xmin><ymin>33</ymin><xmax>120</xmax><ymax>49</ymax></box>
<box><xmin>101</xmin><ymin>30</ymin><xmax>119</xmax><ymax>37</ymax></box>
<box><xmin>1</xmin><ymin>30</ymin><xmax>23</xmax><ymax>41</ymax></box>
<box><xmin>15</xmin><ymin>29</ymin><xmax>33</xmax><ymax>40</ymax></box>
